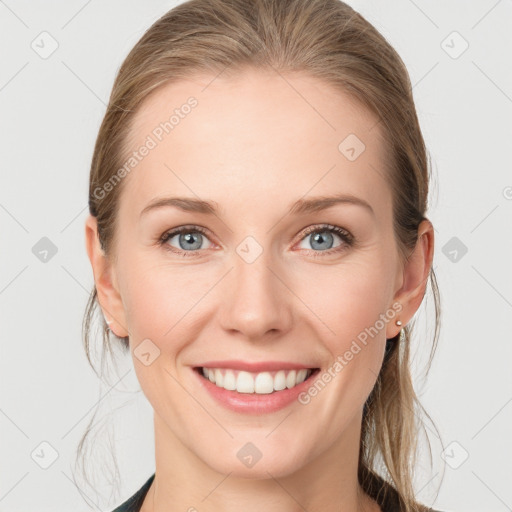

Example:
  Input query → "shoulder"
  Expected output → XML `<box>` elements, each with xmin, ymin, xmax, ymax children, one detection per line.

<box><xmin>110</xmin><ymin>474</ymin><xmax>155</xmax><ymax>512</ymax></box>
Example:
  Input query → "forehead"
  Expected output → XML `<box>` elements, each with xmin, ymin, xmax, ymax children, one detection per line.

<box><xmin>119</xmin><ymin>68</ymin><xmax>391</xmax><ymax>217</ymax></box>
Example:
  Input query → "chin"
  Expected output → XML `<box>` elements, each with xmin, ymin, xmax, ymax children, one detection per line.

<box><xmin>197</xmin><ymin>440</ymin><xmax>310</xmax><ymax>480</ymax></box>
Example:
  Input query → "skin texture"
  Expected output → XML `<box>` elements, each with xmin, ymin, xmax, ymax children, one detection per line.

<box><xmin>85</xmin><ymin>68</ymin><xmax>434</xmax><ymax>512</ymax></box>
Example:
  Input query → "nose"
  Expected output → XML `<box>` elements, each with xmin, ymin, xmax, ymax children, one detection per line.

<box><xmin>218</xmin><ymin>244</ymin><xmax>294</xmax><ymax>342</ymax></box>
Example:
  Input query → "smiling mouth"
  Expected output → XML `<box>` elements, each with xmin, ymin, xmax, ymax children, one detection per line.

<box><xmin>194</xmin><ymin>367</ymin><xmax>320</xmax><ymax>394</ymax></box>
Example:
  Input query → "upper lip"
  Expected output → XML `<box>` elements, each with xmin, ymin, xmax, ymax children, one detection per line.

<box><xmin>196</xmin><ymin>360</ymin><xmax>318</xmax><ymax>372</ymax></box>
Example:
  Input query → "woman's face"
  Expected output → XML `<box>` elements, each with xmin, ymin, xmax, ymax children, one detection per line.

<box><xmin>89</xmin><ymin>68</ymin><xmax>418</xmax><ymax>478</ymax></box>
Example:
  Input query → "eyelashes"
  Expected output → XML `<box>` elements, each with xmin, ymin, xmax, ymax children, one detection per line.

<box><xmin>158</xmin><ymin>225</ymin><xmax>213</xmax><ymax>258</ymax></box>
<box><xmin>297</xmin><ymin>224</ymin><xmax>354</xmax><ymax>258</ymax></box>
<box><xmin>158</xmin><ymin>223</ymin><xmax>355</xmax><ymax>258</ymax></box>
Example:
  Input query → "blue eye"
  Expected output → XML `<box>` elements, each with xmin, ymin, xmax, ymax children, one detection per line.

<box><xmin>159</xmin><ymin>225</ymin><xmax>213</xmax><ymax>257</ymax></box>
<box><xmin>159</xmin><ymin>223</ymin><xmax>354</xmax><ymax>258</ymax></box>
<box><xmin>297</xmin><ymin>224</ymin><xmax>354</xmax><ymax>256</ymax></box>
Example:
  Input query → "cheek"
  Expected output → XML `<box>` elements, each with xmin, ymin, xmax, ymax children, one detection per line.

<box><xmin>302</xmin><ymin>259</ymin><xmax>394</xmax><ymax>342</ymax></box>
<box><xmin>119</xmin><ymin>253</ymin><xmax>205</xmax><ymax>335</ymax></box>
<box><xmin>300</xmin><ymin>272</ymin><xmax>390</xmax><ymax>411</ymax></box>
<box><xmin>294</xmin><ymin>257</ymin><xmax>394</xmax><ymax>400</ymax></box>
<box><xmin>118</xmin><ymin>256</ymin><xmax>208</xmax><ymax>406</ymax></box>
<box><xmin>118</xmin><ymin>255</ymin><xmax>217</xmax><ymax>377</ymax></box>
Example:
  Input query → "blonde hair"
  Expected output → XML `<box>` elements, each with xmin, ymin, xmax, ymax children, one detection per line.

<box><xmin>80</xmin><ymin>1</ymin><xmax>441</xmax><ymax>510</ymax></box>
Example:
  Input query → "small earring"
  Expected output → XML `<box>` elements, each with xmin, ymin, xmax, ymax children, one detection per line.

<box><xmin>105</xmin><ymin>318</ymin><xmax>114</xmax><ymax>332</ymax></box>
<box><xmin>395</xmin><ymin>320</ymin><xmax>402</xmax><ymax>327</ymax></box>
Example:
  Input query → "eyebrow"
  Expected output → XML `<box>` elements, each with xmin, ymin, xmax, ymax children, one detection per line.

<box><xmin>139</xmin><ymin>193</ymin><xmax>375</xmax><ymax>218</ymax></box>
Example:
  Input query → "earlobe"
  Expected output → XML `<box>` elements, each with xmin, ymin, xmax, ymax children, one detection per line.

<box><xmin>84</xmin><ymin>215</ymin><xmax>129</xmax><ymax>338</ymax></box>
<box><xmin>387</xmin><ymin>219</ymin><xmax>435</xmax><ymax>338</ymax></box>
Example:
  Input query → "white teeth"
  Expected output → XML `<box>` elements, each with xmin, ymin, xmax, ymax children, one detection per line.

<box><xmin>286</xmin><ymin>370</ymin><xmax>296</xmax><ymax>389</ymax></box>
<box><xmin>223</xmin><ymin>370</ymin><xmax>236</xmax><ymax>390</ymax></box>
<box><xmin>200</xmin><ymin>367</ymin><xmax>313</xmax><ymax>394</ymax></box>
<box><xmin>296</xmin><ymin>369</ymin><xmax>307</xmax><ymax>383</ymax></box>
<box><xmin>274</xmin><ymin>370</ymin><xmax>287</xmax><ymax>391</ymax></box>
<box><xmin>254</xmin><ymin>372</ymin><xmax>274</xmax><ymax>394</ymax></box>
<box><xmin>214</xmin><ymin>368</ymin><xmax>224</xmax><ymax>387</ymax></box>
<box><xmin>236</xmin><ymin>371</ymin><xmax>255</xmax><ymax>393</ymax></box>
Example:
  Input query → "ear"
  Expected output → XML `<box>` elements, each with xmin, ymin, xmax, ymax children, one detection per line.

<box><xmin>386</xmin><ymin>219</ymin><xmax>435</xmax><ymax>339</ymax></box>
<box><xmin>84</xmin><ymin>215</ymin><xmax>129</xmax><ymax>338</ymax></box>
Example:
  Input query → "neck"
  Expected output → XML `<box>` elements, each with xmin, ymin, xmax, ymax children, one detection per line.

<box><xmin>141</xmin><ymin>411</ymin><xmax>380</xmax><ymax>512</ymax></box>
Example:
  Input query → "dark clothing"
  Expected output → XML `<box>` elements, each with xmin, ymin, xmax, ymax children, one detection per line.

<box><xmin>111</xmin><ymin>474</ymin><xmax>154</xmax><ymax>512</ymax></box>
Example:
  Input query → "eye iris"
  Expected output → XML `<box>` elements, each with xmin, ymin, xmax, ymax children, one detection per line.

<box><xmin>310</xmin><ymin>231</ymin><xmax>334</xmax><ymax>251</ymax></box>
<box><xmin>180</xmin><ymin>232</ymin><xmax>202</xmax><ymax>250</ymax></box>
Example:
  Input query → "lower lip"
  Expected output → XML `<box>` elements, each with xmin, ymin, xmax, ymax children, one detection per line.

<box><xmin>193</xmin><ymin>367</ymin><xmax>320</xmax><ymax>414</ymax></box>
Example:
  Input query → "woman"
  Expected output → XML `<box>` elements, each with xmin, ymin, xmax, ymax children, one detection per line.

<box><xmin>82</xmin><ymin>0</ymin><xmax>444</xmax><ymax>510</ymax></box>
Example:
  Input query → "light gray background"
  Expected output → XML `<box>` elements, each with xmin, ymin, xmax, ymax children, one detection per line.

<box><xmin>1</xmin><ymin>1</ymin><xmax>511</xmax><ymax>511</ymax></box>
